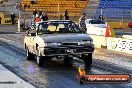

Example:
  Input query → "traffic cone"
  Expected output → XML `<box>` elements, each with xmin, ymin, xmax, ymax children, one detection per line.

<box><xmin>105</xmin><ymin>22</ymin><xmax>110</xmax><ymax>37</ymax></box>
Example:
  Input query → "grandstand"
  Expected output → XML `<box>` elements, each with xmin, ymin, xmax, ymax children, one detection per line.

<box><xmin>1</xmin><ymin>0</ymin><xmax>132</xmax><ymax>22</ymax></box>
<box><xmin>93</xmin><ymin>0</ymin><xmax>132</xmax><ymax>20</ymax></box>
<box><xmin>20</xmin><ymin>0</ymin><xmax>88</xmax><ymax>19</ymax></box>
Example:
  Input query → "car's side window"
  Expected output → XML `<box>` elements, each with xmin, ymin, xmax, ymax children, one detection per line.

<box><xmin>31</xmin><ymin>33</ymin><xmax>36</xmax><ymax>36</ymax></box>
<box><xmin>89</xmin><ymin>20</ymin><xmax>91</xmax><ymax>24</ymax></box>
<box><xmin>27</xmin><ymin>29</ymin><xmax>36</xmax><ymax>36</ymax></box>
<box><xmin>48</xmin><ymin>25</ymin><xmax>56</xmax><ymax>32</ymax></box>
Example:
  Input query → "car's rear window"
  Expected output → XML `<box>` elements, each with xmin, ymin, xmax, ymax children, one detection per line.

<box><xmin>89</xmin><ymin>20</ymin><xmax>105</xmax><ymax>24</ymax></box>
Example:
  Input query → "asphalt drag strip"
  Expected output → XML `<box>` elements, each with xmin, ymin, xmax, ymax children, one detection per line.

<box><xmin>0</xmin><ymin>38</ymin><xmax>131</xmax><ymax>88</ymax></box>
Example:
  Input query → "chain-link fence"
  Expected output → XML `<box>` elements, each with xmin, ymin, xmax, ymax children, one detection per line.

<box><xmin>92</xmin><ymin>8</ymin><xmax>132</xmax><ymax>22</ymax></box>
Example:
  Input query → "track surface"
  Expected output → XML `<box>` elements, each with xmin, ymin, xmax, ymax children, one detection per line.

<box><xmin>0</xmin><ymin>33</ymin><xmax>132</xmax><ymax>88</ymax></box>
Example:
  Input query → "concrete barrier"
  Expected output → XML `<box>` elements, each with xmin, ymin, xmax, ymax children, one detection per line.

<box><xmin>89</xmin><ymin>35</ymin><xmax>132</xmax><ymax>54</ymax></box>
<box><xmin>107</xmin><ymin>37</ymin><xmax>132</xmax><ymax>54</ymax></box>
<box><xmin>108</xmin><ymin>22</ymin><xmax>128</xmax><ymax>29</ymax></box>
<box><xmin>122</xmin><ymin>35</ymin><xmax>132</xmax><ymax>40</ymax></box>
<box><xmin>89</xmin><ymin>35</ymin><xmax>107</xmax><ymax>48</ymax></box>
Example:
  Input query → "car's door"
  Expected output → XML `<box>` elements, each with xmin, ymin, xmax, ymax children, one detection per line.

<box><xmin>85</xmin><ymin>19</ymin><xmax>96</xmax><ymax>35</ymax></box>
<box><xmin>27</xmin><ymin>33</ymin><xmax>36</xmax><ymax>53</ymax></box>
<box><xmin>86</xmin><ymin>19</ymin><xmax>106</xmax><ymax>35</ymax></box>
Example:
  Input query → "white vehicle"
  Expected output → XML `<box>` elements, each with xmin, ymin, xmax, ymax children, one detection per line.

<box><xmin>85</xmin><ymin>19</ymin><xmax>106</xmax><ymax>36</ymax></box>
<box><xmin>24</xmin><ymin>20</ymin><xmax>95</xmax><ymax>67</ymax></box>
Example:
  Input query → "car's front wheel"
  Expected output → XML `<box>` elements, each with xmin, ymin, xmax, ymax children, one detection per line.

<box><xmin>36</xmin><ymin>55</ymin><xmax>44</xmax><ymax>67</ymax></box>
<box><xmin>81</xmin><ymin>53</ymin><xmax>92</xmax><ymax>67</ymax></box>
<box><xmin>26</xmin><ymin>49</ymin><xmax>35</xmax><ymax>60</ymax></box>
<box><xmin>64</xmin><ymin>57</ymin><xmax>73</xmax><ymax>66</ymax></box>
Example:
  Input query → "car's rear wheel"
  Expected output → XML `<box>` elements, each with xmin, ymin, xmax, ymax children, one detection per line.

<box><xmin>82</xmin><ymin>53</ymin><xmax>92</xmax><ymax>67</ymax></box>
<box><xmin>26</xmin><ymin>49</ymin><xmax>35</xmax><ymax>60</ymax></box>
<box><xmin>64</xmin><ymin>57</ymin><xmax>73</xmax><ymax>66</ymax></box>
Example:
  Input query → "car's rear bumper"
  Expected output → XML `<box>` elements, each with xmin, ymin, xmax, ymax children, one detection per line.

<box><xmin>42</xmin><ymin>45</ymin><xmax>94</xmax><ymax>56</ymax></box>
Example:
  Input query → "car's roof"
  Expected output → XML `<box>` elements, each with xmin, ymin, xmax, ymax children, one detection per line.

<box><xmin>36</xmin><ymin>20</ymin><xmax>71</xmax><ymax>24</ymax></box>
<box><xmin>85</xmin><ymin>19</ymin><xmax>94</xmax><ymax>20</ymax></box>
<box><xmin>85</xmin><ymin>19</ymin><xmax>100</xmax><ymax>21</ymax></box>
<box><xmin>48</xmin><ymin>20</ymin><xmax>71</xmax><ymax>21</ymax></box>
<box><xmin>86</xmin><ymin>19</ymin><xmax>96</xmax><ymax>21</ymax></box>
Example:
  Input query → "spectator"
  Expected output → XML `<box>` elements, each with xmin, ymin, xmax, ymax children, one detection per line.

<box><xmin>27</xmin><ymin>4</ymin><xmax>30</xmax><ymax>9</ymax></box>
<box><xmin>16</xmin><ymin>3</ymin><xmax>22</xmax><ymax>10</ymax></box>
<box><xmin>38</xmin><ymin>9</ymin><xmax>43</xmax><ymax>17</ymax></box>
<box><xmin>73</xmin><ymin>0</ymin><xmax>77</xmax><ymax>7</ymax></box>
<box><xmin>64</xmin><ymin>10</ymin><xmax>69</xmax><ymax>20</ymax></box>
<box><xmin>30</xmin><ymin>0</ymin><xmax>35</xmax><ymax>5</ymax></box>
<box><xmin>79</xmin><ymin>13</ymin><xmax>87</xmax><ymax>33</ymax></box>
<box><xmin>34</xmin><ymin>14</ymin><xmax>40</xmax><ymax>23</ymax></box>
<box><xmin>41</xmin><ymin>13</ymin><xmax>48</xmax><ymax>21</ymax></box>
<box><xmin>33</xmin><ymin>9</ymin><xmax>37</xmax><ymax>18</ymax></box>
<box><xmin>35</xmin><ymin>14</ymin><xmax>40</xmax><ymax>31</ymax></box>
<box><xmin>0</xmin><ymin>17</ymin><xmax>1</xmax><ymax>24</ymax></box>
<box><xmin>24</xmin><ymin>4</ymin><xmax>27</xmax><ymax>9</ymax></box>
<box><xmin>19</xmin><ymin>3</ymin><xmax>22</xmax><ymax>9</ymax></box>
<box><xmin>10</xmin><ymin>13</ymin><xmax>16</xmax><ymax>25</ymax></box>
<box><xmin>99</xmin><ymin>15</ymin><xmax>104</xmax><ymax>21</ymax></box>
<box><xmin>15</xmin><ymin>3</ymin><xmax>19</xmax><ymax>9</ymax></box>
<box><xmin>60</xmin><ymin>14</ymin><xmax>63</xmax><ymax>20</ymax></box>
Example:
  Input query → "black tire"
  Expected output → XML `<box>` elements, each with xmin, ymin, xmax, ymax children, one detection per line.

<box><xmin>26</xmin><ymin>49</ymin><xmax>35</xmax><ymax>60</ymax></box>
<box><xmin>64</xmin><ymin>57</ymin><xmax>73</xmax><ymax>66</ymax></box>
<box><xmin>82</xmin><ymin>53</ymin><xmax>92</xmax><ymax>67</ymax></box>
<box><xmin>36</xmin><ymin>55</ymin><xmax>44</xmax><ymax>67</ymax></box>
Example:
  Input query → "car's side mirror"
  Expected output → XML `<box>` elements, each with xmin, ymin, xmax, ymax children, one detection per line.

<box><xmin>27</xmin><ymin>29</ymin><xmax>36</xmax><ymax>36</ymax></box>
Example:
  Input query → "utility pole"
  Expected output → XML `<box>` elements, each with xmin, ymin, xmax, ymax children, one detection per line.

<box><xmin>18</xmin><ymin>9</ymin><xmax>20</xmax><ymax>32</ymax></box>
<box><xmin>16</xmin><ymin>3</ymin><xmax>21</xmax><ymax>33</ymax></box>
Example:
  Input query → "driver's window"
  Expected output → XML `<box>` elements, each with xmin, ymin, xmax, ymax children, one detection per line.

<box><xmin>39</xmin><ymin>25</ymin><xmax>43</xmax><ymax>30</ymax></box>
<box><xmin>57</xmin><ymin>24</ymin><xmax>64</xmax><ymax>31</ymax></box>
<box><xmin>89</xmin><ymin>20</ymin><xmax>92</xmax><ymax>24</ymax></box>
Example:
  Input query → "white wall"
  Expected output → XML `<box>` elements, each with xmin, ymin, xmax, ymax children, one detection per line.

<box><xmin>107</xmin><ymin>37</ymin><xmax>132</xmax><ymax>54</ymax></box>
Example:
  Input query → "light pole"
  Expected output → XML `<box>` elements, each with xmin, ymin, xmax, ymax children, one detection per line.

<box><xmin>18</xmin><ymin>9</ymin><xmax>20</xmax><ymax>32</ymax></box>
<box><xmin>130</xmin><ymin>11</ymin><xmax>132</xmax><ymax>20</ymax></box>
<box><xmin>101</xmin><ymin>8</ymin><xmax>103</xmax><ymax>16</ymax></box>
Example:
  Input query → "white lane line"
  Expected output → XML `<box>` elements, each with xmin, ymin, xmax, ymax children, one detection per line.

<box><xmin>0</xmin><ymin>38</ymin><xmax>21</xmax><ymax>43</ymax></box>
<box><xmin>0</xmin><ymin>64</ymin><xmax>35</xmax><ymax>88</ymax></box>
<box><xmin>0</xmin><ymin>38</ymin><xmax>26</xmax><ymax>55</ymax></box>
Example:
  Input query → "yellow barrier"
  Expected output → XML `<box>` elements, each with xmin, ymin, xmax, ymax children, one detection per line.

<box><xmin>109</xmin><ymin>27</ymin><xmax>116</xmax><ymax>37</ymax></box>
<box><xmin>0</xmin><ymin>13</ymin><xmax>18</xmax><ymax>24</ymax></box>
<box><xmin>1</xmin><ymin>18</ymin><xmax>18</xmax><ymax>24</ymax></box>
<box><xmin>0</xmin><ymin>13</ymin><xmax>4</xmax><ymax>18</ymax></box>
<box><xmin>108</xmin><ymin>22</ymin><xmax>128</xmax><ymax>29</ymax></box>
